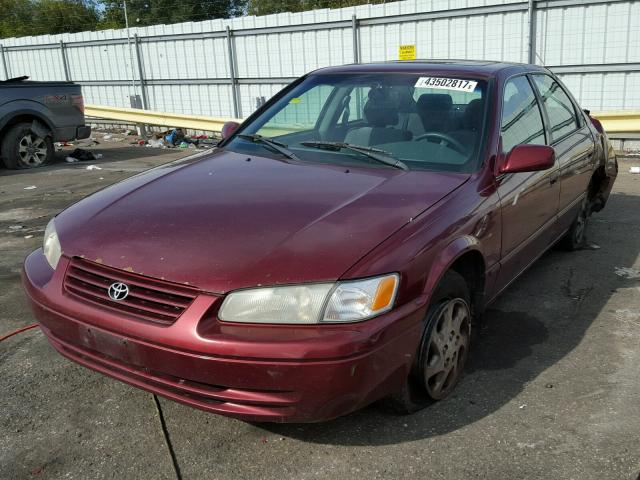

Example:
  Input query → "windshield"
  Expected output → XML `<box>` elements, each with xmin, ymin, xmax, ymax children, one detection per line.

<box><xmin>225</xmin><ymin>73</ymin><xmax>489</xmax><ymax>172</ymax></box>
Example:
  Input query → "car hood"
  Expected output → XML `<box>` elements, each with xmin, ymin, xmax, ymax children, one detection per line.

<box><xmin>56</xmin><ymin>149</ymin><xmax>469</xmax><ymax>293</ymax></box>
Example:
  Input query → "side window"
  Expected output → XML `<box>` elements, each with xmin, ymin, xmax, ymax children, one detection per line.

<box><xmin>501</xmin><ymin>76</ymin><xmax>546</xmax><ymax>152</ymax></box>
<box><xmin>531</xmin><ymin>74</ymin><xmax>579</xmax><ymax>141</ymax></box>
<box><xmin>257</xmin><ymin>85</ymin><xmax>334</xmax><ymax>136</ymax></box>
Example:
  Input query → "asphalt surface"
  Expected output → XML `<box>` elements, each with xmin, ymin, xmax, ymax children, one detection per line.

<box><xmin>1</xmin><ymin>141</ymin><xmax>639</xmax><ymax>480</ymax></box>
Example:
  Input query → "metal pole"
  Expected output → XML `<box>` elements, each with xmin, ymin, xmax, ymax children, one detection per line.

<box><xmin>133</xmin><ymin>34</ymin><xmax>149</xmax><ymax>110</ymax></box>
<box><xmin>124</xmin><ymin>0</ymin><xmax>137</xmax><ymax>93</ymax></box>
<box><xmin>352</xmin><ymin>14</ymin><xmax>359</xmax><ymax>64</ymax></box>
<box><xmin>226</xmin><ymin>26</ymin><xmax>240</xmax><ymax>118</ymax></box>
<box><xmin>0</xmin><ymin>45</ymin><xmax>9</xmax><ymax>80</ymax></box>
<box><xmin>60</xmin><ymin>41</ymin><xmax>71</xmax><ymax>81</ymax></box>
<box><xmin>527</xmin><ymin>0</ymin><xmax>537</xmax><ymax>64</ymax></box>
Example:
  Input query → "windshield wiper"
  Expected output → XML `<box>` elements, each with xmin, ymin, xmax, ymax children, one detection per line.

<box><xmin>300</xmin><ymin>141</ymin><xmax>409</xmax><ymax>171</ymax></box>
<box><xmin>237</xmin><ymin>134</ymin><xmax>301</xmax><ymax>162</ymax></box>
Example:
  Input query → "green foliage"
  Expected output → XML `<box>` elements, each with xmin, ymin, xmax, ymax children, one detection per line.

<box><xmin>1</xmin><ymin>0</ymin><xmax>99</xmax><ymax>38</ymax></box>
<box><xmin>98</xmin><ymin>0</ymin><xmax>248</xmax><ymax>29</ymax></box>
<box><xmin>248</xmin><ymin>0</ymin><xmax>386</xmax><ymax>16</ymax></box>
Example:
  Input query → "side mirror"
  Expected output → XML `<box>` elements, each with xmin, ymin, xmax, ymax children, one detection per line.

<box><xmin>220</xmin><ymin>121</ymin><xmax>240</xmax><ymax>140</ymax></box>
<box><xmin>499</xmin><ymin>144</ymin><xmax>555</xmax><ymax>174</ymax></box>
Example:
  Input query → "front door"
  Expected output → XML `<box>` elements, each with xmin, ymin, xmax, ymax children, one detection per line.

<box><xmin>495</xmin><ymin>75</ymin><xmax>560</xmax><ymax>294</ymax></box>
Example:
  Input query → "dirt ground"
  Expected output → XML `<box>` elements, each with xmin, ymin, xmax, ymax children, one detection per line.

<box><xmin>1</xmin><ymin>142</ymin><xmax>639</xmax><ymax>480</ymax></box>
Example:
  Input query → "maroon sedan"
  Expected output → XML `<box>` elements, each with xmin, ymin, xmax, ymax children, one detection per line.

<box><xmin>23</xmin><ymin>61</ymin><xmax>617</xmax><ymax>422</ymax></box>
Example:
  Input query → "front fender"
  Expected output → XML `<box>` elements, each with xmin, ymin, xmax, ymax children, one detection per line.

<box><xmin>422</xmin><ymin>235</ymin><xmax>483</xmax><ymax>300</ymax></box>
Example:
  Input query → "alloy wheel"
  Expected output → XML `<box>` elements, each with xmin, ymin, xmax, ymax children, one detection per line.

<box><xmin>18</xmin><ymin>133</ymin><xmax>48</xmax><ymax>167</ymax></box>
<box><xmin>423</xmin><ymin>298</ymin><xmax>471</xmax><ymax>399</ymax></box>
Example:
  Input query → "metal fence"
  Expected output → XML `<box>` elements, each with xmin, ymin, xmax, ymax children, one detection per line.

<box><xmin>2</xmin><ymin>0</ymin><xmax>639</xmax><ymax>120</ymax></box>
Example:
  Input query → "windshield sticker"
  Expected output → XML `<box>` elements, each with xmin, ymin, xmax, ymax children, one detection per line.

<box><xmin>414</xmin><ymin>77</ymin><xmax>478</xmax><ymax>92</ymax></box>
<box><xmin>289</xmin><ymin>97</ymin><xmax>302</xmax><ymax>104</ymax></box>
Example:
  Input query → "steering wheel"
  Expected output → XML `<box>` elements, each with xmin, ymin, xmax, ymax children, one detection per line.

<box><xmin>414</xmin><ymin>132</ymin><xmax>467</xmax><ymax>154</ymax></box>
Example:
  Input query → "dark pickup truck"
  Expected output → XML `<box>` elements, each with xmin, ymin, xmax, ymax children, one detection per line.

<box><xmin>0</xmin><ymin>76</ymin><xmax>90</xmax><ymax>169</ymax></box>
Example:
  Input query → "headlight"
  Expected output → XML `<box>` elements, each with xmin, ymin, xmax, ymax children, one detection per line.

<box><xmin>218</xmin><ymin>274</ymin><xmax>399</xmax><ymax>324</ymax></box>
<box><xmin>43</xmin><ymin>218</ymin><xmax>62</xmax><ymax>269</ymax></box>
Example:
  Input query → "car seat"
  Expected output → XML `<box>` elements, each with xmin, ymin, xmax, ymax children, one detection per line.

<box><xmin>344</xmin><ymin>89</ymin><xmax>412</xmax><ymax>146</ymax></box>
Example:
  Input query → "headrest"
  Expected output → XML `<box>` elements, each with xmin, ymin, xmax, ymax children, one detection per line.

<box><xmin>462</xmin><ymin>98</ymin><xmax>484</xmax><ymax>129</ymax></box>
<box><xmin>363</xmin><ymin>88</ymin><xmax>399</xmax><ymax>127</ymax></box>
<box><xmin>417</xmin><ymin>93</ymin><xmax>453</xmax><ymax>111</ymax></box>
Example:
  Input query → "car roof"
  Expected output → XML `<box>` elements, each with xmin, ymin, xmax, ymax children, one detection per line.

<box><xmin>310</xmin><ymin>60</ymin><xmax>548</xmax><ymax>79</ymax></box>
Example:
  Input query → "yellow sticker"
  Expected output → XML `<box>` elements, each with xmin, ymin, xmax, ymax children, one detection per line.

<box><xmin>399</xmin><ymin>44</ymin><xmax>416</xmax><ymax>61</ymax></box>
<box><xmin>289</xmin><ymin>97</ymin><xmax>302</xmax><ymax>104</ymax></box>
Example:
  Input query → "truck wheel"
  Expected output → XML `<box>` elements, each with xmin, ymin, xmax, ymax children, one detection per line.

<box><xmin>382</xmin><ymin>270</ymin><xmax>473</xmax><ymax>414</ymax></box>
<box><xmin>1</xmin><ymin>122</ymin><xmax>54</xmax><ymax>169</ymax></box>
<box><xmin>558</xmin><ymin>196</ymin><xmax>588</xmax><ymax>251</ymax></box>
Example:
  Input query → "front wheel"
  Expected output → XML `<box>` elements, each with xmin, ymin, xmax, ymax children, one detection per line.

<box><xmin>1</xmin><ymin>122</ymin><xmax>54</xmax><ymax>169</ymax></box>
<box><xmin>382</xmin><ymin>270</ymin><xmax>473</xmax><ymax>414</ymax></box>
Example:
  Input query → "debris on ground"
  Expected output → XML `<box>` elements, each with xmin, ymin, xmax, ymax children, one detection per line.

<box><xmin>65</xmin><ymin>148</ymin><xmax>102</xmax><ymax>163</ymax></box>
<box><xmin>86</xmin><ymin>165</ymin><xmax>102</xmax><ymax>170</ymax></box>
<box><xmin>584</xmin><ymin>243</ymin><xmax>601</xmax><ymax>250</ymax></box>
<box><xmin>23</xmin><ymin>186</ymin><xmax>37</xmax><ymax>190</ymax></box>
<box><xmin>165</xmin><ymin>128</ymin><xmax>185</xmax><ymax>146</ymax></box>
<box><xmin>8</xmin><ymin>225</ymin><xmax>24</xmax><ymax>230</ymax></box>
<box><xmin>614</xmin><ymin>267</ymin><xmax>640</xmax><ymax>279</ymax></box>
<box><xmin>629</xmin><ymin>166</ymin><xmax>640</xmax><ymax>174</ymax></box>
<box><xmin>147</xmin><ymin>137</ymin><xmax>165</xmax><ymax>148</ymax></box>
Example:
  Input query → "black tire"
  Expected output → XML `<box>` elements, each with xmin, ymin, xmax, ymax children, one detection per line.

<box><xmin>1</xmin><ymin>122</ymin><xmax>54</xmax><ymax>169</ymax></box>
<box><xmin>382</xmin><ymin>270</ymin><xmax>473</xmax><ymax>414</ymax></box>
<box><xmin>558</xmin><ymin>195</ymin><xmax>588</xmax><ymax>251</ymax></box>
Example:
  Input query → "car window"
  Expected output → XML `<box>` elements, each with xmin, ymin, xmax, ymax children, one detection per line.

<box><xmin>531</xmin><ymin>74</ymin><xmax>579</xmax><ymax>141</ymax></box>
<box><xmin>228</xmin><ymin>73</ymin><xmax>489</xmax><ymax>173</ymax></box>
<box><xmin>258</xmin><ymin>84</ymin><xmax>335</xmax><ymax>137</ymax></box>
<box><xmin>501</xmin><ymin>76</ymin><xmax>546</xmax><ymax>153</ymax></box>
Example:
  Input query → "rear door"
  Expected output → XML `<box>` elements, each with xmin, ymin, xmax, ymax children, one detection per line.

<box><xmin>530</xmin><ymin>74</ymin><xmax>596</xmax><ymax>234</ymax></box>
<box><xmin>495</xmin><ymin>75</ymin><xmax>560</xmax><ymax>293</ymax></box>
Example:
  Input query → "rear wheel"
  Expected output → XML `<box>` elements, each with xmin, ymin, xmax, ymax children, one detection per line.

<box><xmin>383</xmin><ymin>270</ymin><xmax>473</xmax><ymax>414</ymax></box>
<box><xmin>559</xmin><ymin>195</ymin><xmax>589</xmax><ymax>251</ymax></box>
<box><xmin>1</xmin><ymin>122</ymin><xmax>54</xmax><ymax>169</ymax></box>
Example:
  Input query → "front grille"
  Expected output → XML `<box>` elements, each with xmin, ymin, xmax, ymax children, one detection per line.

<box><xmin>64</xmin><ymin>257</ymin><xmax>198</xmax><ymax>325</ymax></box>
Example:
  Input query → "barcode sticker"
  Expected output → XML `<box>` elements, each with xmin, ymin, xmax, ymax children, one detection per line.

<box><xmin>414</xmin><ymin>77</ymin><xmax>478</xmax><ymax>92</ymax></box>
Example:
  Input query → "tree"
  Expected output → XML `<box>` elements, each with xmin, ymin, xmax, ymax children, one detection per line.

<box><xmin>98</xmin><ymin>0</ymin><xmax>248</xmax><ymax>30</ymax></box>
<box><xmin>0</xmin><ymin>0</ymin><xmax>99</xmax><ymax>38</ymax></box>
<box><xmin>248</xmin><ymin>0</ymin><xmax>386</xmax><ymax>16</ymax></box>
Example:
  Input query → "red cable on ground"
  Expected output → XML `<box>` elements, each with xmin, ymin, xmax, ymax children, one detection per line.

<box><xmin>0</xmin><ymin>323</ymin><xmax>40</xmax><ymax>342</ymax></box>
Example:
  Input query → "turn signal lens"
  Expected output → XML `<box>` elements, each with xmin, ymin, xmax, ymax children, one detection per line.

<box><xmin>372</xmin><ymin>275</ymin><xmax>398</xmax><ymax>311</ymax></box>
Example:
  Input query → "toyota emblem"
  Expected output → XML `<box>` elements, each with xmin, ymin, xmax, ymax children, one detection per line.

<box><xmin>108</xmin><ymin>282</ymin><xmax>130</xmax><ymax>301</ymax></box>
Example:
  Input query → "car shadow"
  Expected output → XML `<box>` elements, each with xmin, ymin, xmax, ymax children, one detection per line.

<box><xmin>258</xmin><ymin>191</ymin><xmax>639</xmax><ymax>446</ymax></box>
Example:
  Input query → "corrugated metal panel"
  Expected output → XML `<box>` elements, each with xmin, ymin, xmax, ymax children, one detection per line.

<box><xmin>2</xmin><ymin>0</ymin><xmax>639</xmax><ymax>117</ymax></box>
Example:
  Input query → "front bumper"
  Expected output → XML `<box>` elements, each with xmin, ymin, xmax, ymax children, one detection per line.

<box><xmin>23</xmin><ymin>250</ymin><xmax>425</xmax><ymax>422</ymax></box>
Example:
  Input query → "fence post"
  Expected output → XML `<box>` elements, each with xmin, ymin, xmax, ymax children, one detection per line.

<box><xmin>352</xmin><ymin>14</ymin><xmax>360</xmax><ymax>64</ymax></box>
<box><xmin>226</xmin><ymin>25</ymin><xmax>241</xmax><ymax>118</ymax></box>
<box><xmin>0</xmin><ymin>45</ymin><xmax>9</xmax><ymax>80</ymax></box>
<box><xmin>60</xmin><ymin>41</ymin><xmax>71</xmax><ymax>81</ymax></box>
<box><xmin>527</xmin><ymin>0</ymin><xmax>537</xmax><ymax>64</ymax></box>
<box><xmin>133</xmin><ymin>34</ymin><xmax>149</xmax><ymax>110</ymax></box>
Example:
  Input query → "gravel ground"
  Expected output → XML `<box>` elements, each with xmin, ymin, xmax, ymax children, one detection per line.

<box><xmin>1</xmin><ymin>144</ymin><xmax>639</xmax><ymax>480</ymax></box>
